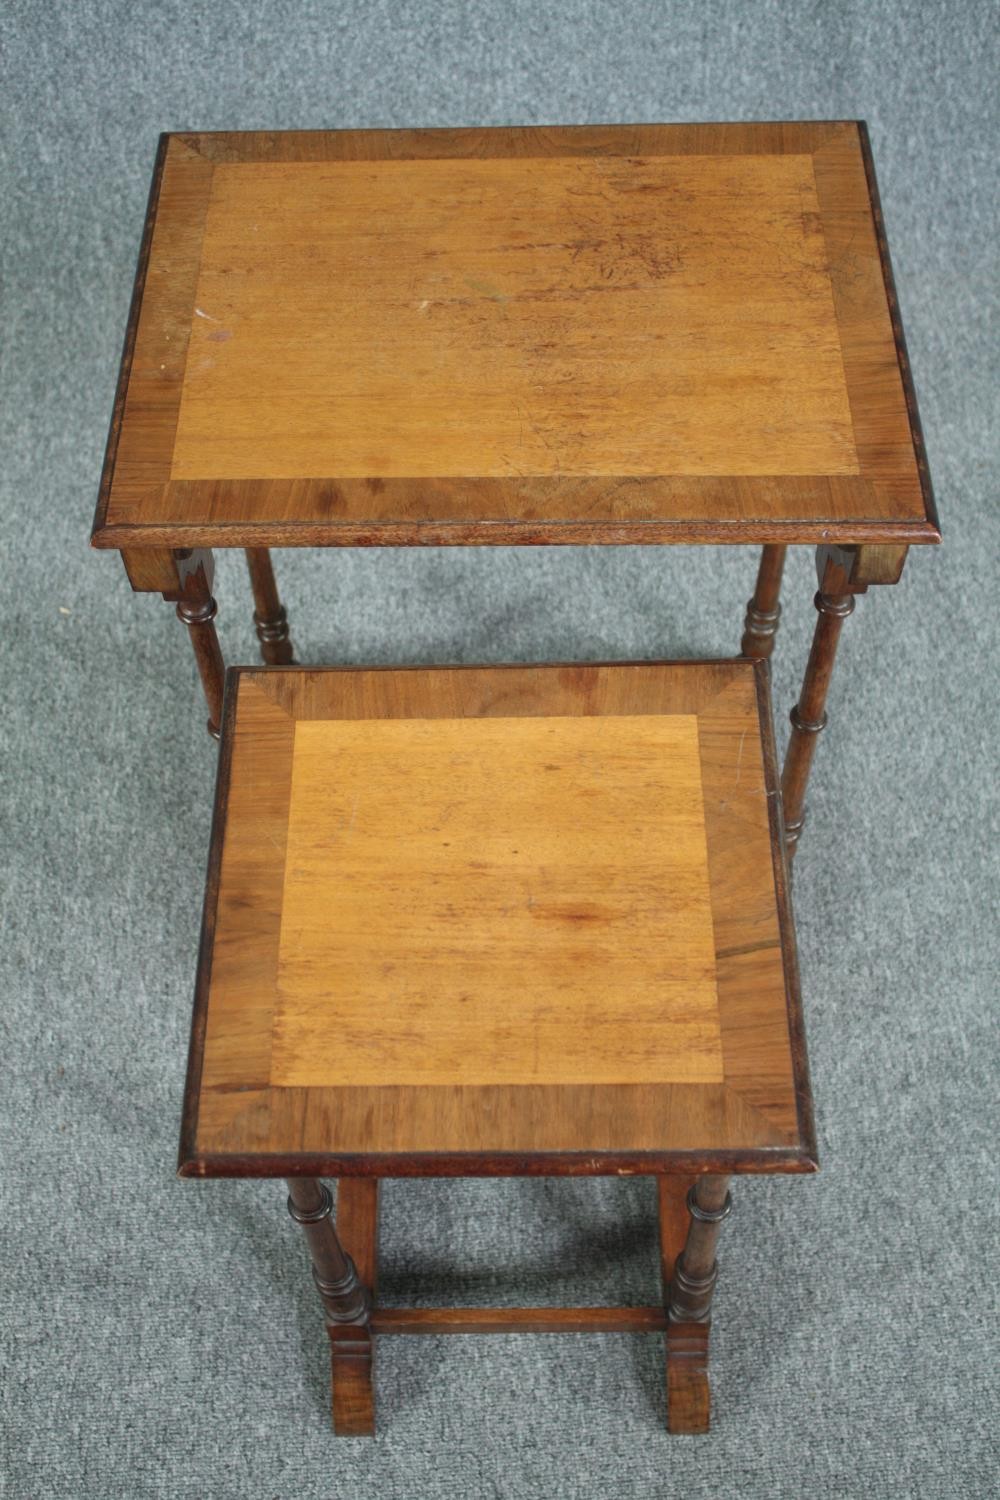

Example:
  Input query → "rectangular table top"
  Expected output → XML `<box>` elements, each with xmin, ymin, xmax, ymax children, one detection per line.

<box><xmin>179</xmin><ymin>660</ymin><xmax>815</xmax><ymax>1177</ymax></box>
<box><xmin>95</xmin><ymin>123</ymin><xmax>937</xmax><ymax>551</ymax></box>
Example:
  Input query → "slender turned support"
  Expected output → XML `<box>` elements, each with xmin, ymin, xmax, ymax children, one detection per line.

<box><xmin>741</xmin><ymin>544</ymin><xmax>787</xmax><ymax>660</ymax></box>
<box><xmin>666</xmin><ymin>1175</ymin><xmax>732</xmax><ymax>1434</ymax></box>
<box><xmin>245</xmin><ymin>548</ymin><xmax>294</xmax><ymax>665</ymax></box>
<box><xmin>286</xmin><ymin>1179</ymin><xmax>374</xmax><ymax>1435</ymax></box>
<box><xmin>781</xmin><ymin>588</ymin><xmax>854</xmax><ymax>858</ymax></box>
<box><xmin>120</xmin><ymin>546</ymin><xmax>226</xmax><ymax>739</ymax></box>
<box><xmin>668</xmin><ymin>1176</ymin><xmax>733</xmax><ymax>1323</ymax></box>
<box><xmin>780</xmin><ymin>543</ymin><xmax>909</xmax><ymax>858</ymax></box>
<box><xmin>173</xmin><ymin>550</ymin><xmax>225</xmax><ymax>740</ymax></box>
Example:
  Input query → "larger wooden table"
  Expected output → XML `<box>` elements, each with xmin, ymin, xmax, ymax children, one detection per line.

<box><xmin>92</xmin><ymin>120</ymin><xmax>937</xmax><ymax>856</ymax></box>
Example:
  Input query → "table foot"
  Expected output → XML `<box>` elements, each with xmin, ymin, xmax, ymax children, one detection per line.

<box><xmin>666</xmin><ymin>1321</ymin><xmax>711</xmax><ymax>1433</ymax></box>
<box><xmin>329</xmin><ymin>1328</ymin><xmax>375</xmax><ymax>1436</ymax></box>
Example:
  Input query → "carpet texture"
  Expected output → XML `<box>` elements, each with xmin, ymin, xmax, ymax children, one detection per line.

<box><xmin>2</xmin><ymin>3</ymin><xmax>997</xmax><ymax>1496</ymax></box>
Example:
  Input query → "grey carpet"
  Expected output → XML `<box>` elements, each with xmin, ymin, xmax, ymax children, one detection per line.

<box><xmin>2</xmin><ymin>2</ymin><xmax>997</xmax><ymax>1496</ymax></box>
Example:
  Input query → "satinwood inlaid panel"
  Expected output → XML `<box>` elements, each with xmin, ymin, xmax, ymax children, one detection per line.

<box><xmin>274</xmin><ymin>714</ymin><xmax>721</xmax><ymax>1088</ymax></box>
<box><xmin>96</xmin><ymin>124</ymin><xmax>936</xmax><ymax>549</ymax></box>
<box><xmin>179</xmin><ymin>661</ymin><xmax>816</xmax><ymax>1176</ymax></box>
<box><xmin>171</xmin><ymin>155</ymin><xmax>854</xmax><ymax>482</ymax></box>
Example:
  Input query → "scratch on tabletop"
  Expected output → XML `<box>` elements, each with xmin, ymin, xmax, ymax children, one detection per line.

<box><xmin>734</xmin><ymin>729</ymin><xmax>747</xmax><ymax>785</ymax></box>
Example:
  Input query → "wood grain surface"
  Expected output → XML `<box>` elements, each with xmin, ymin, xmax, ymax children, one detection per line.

<box><xmin>95</xmin><ymin>123</ymin><xmax>937</xmax><ymax>549</ymax></box>
<box><xmin>273</xmin><ymin>713</ymin><xmax>721</xmax><ymax>1088</ymax></box>
<box><xmin>370</xmin><ymin>1307</ymin><xmax>669</xmax><ymax>1334</ymax></box>
<box><xmin>170</xmin><ymin>154</ymin><xmax>854</xmax><ymax>482</ymax></box>
<box><xmin>179</xmin><ymin>660</ymin><xmax>816</xmax><ymax>1176</ymax></box>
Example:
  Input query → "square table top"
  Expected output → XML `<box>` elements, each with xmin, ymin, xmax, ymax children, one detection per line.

<box><xmin>179</xmin><ymin>659</ymin><xmax>815</xmax><ymax>1177</ymax></box>
<box><xmin>95</xmin><ymin>122</ymin><xmax>937</xmax><ymax>552</ymax></box>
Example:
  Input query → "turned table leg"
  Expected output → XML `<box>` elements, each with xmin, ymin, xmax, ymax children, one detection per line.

<box><xmin>286</xmin><ymin>1179</ymin><xmax>375</xmax><ymax>1436</ymax></box>
<box><xmin>741</xmin><ymin>544</ymin><xmax>787</xmax><ymax>660</ymax></box>
<box><xmin>245</xmin><ymin>548</ymin><xmax>294</xmax><ymax>665</ymax></box>
<box><xmin>175</xmin><ymin>554</ymin><xmax>225</xmax><ymax>740</ymax></box>
<box><xmin>666</xmin><ymin>1175</ymin><xmax>732</xmax><ymax>1434</ymax></box>
<box><xmin>781</xmin><ymin>589</ymin><xmax>854</xmax><ymax>858</ymax></box>
<box><xmin>780</xmin><ymin>543</ymin><xmax>909</xmax><ymax>859</ymax></box>
<box><xmin>119</xmin><ymin>547</ymin><xmax>227</xmax><ymax>739</ymax></box>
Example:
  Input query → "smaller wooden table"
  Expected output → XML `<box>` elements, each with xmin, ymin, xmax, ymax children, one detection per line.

<box><xmin>180</xmin><ymin>659</ymin><xmax>815</xmax><ymax>1433</ymax></box>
